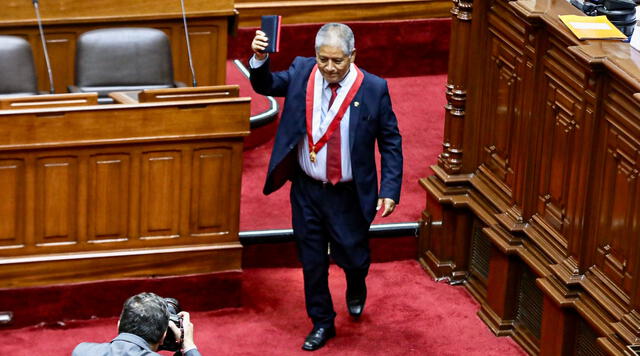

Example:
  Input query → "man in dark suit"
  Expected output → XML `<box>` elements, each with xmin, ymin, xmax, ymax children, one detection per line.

<box><xmin>72</xmin><ymin>292</ymin><xmax>202</xmax><ymax>356</ymax></box>
<box><xmin>250</xmin><ymin>23</ymin><xmax>403</xmax><ymax>351</ymax></box>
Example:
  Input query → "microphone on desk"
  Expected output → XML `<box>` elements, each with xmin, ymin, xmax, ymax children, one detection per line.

<box><xmin>180</xmin><ymin>0</ymin><xmax>198</xmax><ymax>87</ymax></box>
<box><xmin>32</xmin><ymin>0</ymin><xmax>55</xmax><ymax>94</ymax></box>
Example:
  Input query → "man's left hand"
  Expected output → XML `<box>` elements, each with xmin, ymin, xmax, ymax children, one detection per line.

<box><xmin>376</xmin><ymin>198</ymin><xmax>396</xmax><ymax>217</ymax></box>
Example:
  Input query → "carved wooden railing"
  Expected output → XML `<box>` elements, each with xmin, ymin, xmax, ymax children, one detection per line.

<box><xmin>419</xmin><ymin>0</ymin><xmax>640</xmax><ymax>354</ymax></box>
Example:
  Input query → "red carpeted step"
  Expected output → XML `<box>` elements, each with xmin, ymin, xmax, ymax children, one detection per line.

<box><xmin>242</xmin><ymin>235</ymin><xmax>418</xmax><ymax>268</ymax></box>
<box><xmin>2</xmin><ymin>261</ymin><xmax>526</xmax><ymax>355</ymax></box>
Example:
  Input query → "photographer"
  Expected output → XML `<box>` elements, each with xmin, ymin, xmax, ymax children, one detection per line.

<box><xmin>72</xmin><ymin>292</ymin><xmax>201</xmax><ymax>356</ymax></box>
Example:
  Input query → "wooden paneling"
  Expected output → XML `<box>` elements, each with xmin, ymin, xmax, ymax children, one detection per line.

<box><xmin>531</xmin><ymin>34</ymin><xmax>599</xmax><ymax>261</ymax></box>
<box><xmin>2</xmin><ymin>0</ymin><xmax>233</xmax><ymax>24</ymax></box>
<box><xmin>234</xmin><ymin>0</ymin><xmax>451</xmax><ymax>27</ymax></box>
<box><xmin>536</xmin><ymin>70</ymin><xmax>582</xmax><ymax>243</ymax></box>
<box><xmin>591</xmin><ymin>80</ymin><xmax>640</xmax><ymax>304</ymax></box>
<box><xmin>140</xmin><ymin>150</ymin><xmax>182</xmax><ymax>238</ymax></box>
<box><xmin>0</xmin><ymin>159</ymin><xmax>25</xmax><ymax>246</ymax></box>
<box><xmin>480</xmin><ymin>31</ymin><xmax>522</xmax><ymax>198</ymax></box>
<box><xmin>191</xmin><ymin>147</ymin><xmax>232</xmax><ymax>236</ymax></box>
<box><xmin>0</xmin><ymin>93</ymin><xmax>250</xmax><ymax>288</ymax></box>
<box><xmin>179</xmin><ymin>24</ymin><xmax>224</xmax><ymax>86</ymax></box>
<box><xmin>88</xmin><ymin>154</ymin><xmax>130</xmax><ymax>242</ymax></box>
<box><xmin>538</xmin><ymin>80</ymin><xmax>581</xmax><ymax>237</ymax></box>
<box><xmin>40</xmin><ymin>33</ymin><xmax>75</xmax><ymax>94</ymax></box>
<box><xmin>0</xmin><ymin>245</ymin><xmax>242</xmax><ymax>288</ymax></box>
<box><xmin>465</xmin><ymin>0</ymin><xmax>535</xmax><ymax>220</ymax></box>
<box><xmin>419</xmin><ymin>0</ymin><xmax>640</xmax><ymax>353</ymax></box>
<box><xmin>35</xmin><ymin>156</ymin><xmax>79</xmax><ymax>245</ymax></box>
<box><xmin>0</xmin><ymin>0</ymin><xmax>232</xmax><ymax>92</ymax></box>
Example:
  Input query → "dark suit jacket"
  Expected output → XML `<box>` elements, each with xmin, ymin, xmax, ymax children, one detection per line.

<box><xmin>72</xmin><ymin>332</ymin><xmax>202</xmax><ymax>356</ymax></box>
<box><xmin>250</xmin><ymin>56</ymin><xmax>402</xmax><ymax>222</ymax></box>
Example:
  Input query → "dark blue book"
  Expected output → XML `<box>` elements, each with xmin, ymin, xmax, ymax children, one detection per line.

<box><xmin>260</xmin><ymin>15</ymin><xmax>282</xmax><ymax>53</ymax></box>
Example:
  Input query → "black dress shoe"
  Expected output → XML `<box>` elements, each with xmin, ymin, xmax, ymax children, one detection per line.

<box><xmin>346</xmin><ymin>283</ymin><xmax>367</xmax><ymax>318</ymax></box>
<box><xmin>301</xmin><ymin>326</ymin><xmax>336</xmax><ymax>351</ymax></box>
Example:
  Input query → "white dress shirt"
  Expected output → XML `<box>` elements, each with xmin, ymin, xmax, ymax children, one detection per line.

<box><xmin>250</xmin><ymin>55</ymin><xmax>354</xmax><ymax>183</ymax></box>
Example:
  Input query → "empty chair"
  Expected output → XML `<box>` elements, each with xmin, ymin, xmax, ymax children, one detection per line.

<box><xmin>70</xmin><ymin>28</ymin><xmax>181</xmax><ymax>104</ymax></box>
<box><xmin>0</xmin><ymin>36</ymin><xmax>39</xmax><ymax>97</ymax></box>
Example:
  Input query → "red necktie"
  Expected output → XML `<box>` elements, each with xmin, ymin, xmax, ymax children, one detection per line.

<box><xmin>327</xmin><ymin>83</ymin><xmax>342</xmax><ymax>184</ymax></box>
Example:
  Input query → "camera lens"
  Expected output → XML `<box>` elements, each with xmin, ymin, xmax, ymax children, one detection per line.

<box><xmin>158</xmin><ymin>297</ymin><xmax>183</xmax><ymax>352</ymax></box>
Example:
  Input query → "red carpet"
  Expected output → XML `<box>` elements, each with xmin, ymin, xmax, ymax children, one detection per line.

<box><xmin>239</xmin><ymin>74</ymin><xmax>446</xmax><ymax>231</ymax></box>
<box><xmin>3</xmin><ymin>261</ymin><xmax>525</xmax><ymax>356</ymax></box>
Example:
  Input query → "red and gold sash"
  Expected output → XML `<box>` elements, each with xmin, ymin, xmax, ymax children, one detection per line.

<box><xmin>305</xmin><ymin>64</ymin><xmax>364</xmax><ymax>162</ymax></box>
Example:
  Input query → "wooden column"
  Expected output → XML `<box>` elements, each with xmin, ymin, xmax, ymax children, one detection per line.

<box><xmin>437</xmin><ymin>0</ymin><xmax>472</xmax><ymax>175</ymax></box>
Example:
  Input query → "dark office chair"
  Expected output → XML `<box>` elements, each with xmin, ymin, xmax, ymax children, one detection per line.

<box><xmin>0</xmin><ymin>36</ymin><xmax>39</xmax><ymax>97</ymax></box>
<box><xmin>70</xmin><ymin>27</ymin><xmax>182</xmax><ymax>104</ymax></box>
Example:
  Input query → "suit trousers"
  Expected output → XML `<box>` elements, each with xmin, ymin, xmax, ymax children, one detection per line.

<box><xmin>290</xmin><ymin>171</ymin><xmax>371</xmax><ymax>328</ymax></box>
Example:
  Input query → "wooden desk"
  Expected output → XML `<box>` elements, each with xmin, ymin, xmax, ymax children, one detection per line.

<box><xmin>110</xmin><ymin>85</ymin><xmax>241</xmax><ymax>104</ymax></box>
<box><xmin>0</xmin><ymin>0</ymin><xmax>235</xmax><ymax>93</ymax></box>
<box><xmin>0</xmin><ymin>91</ymin><xmax>250</xmax><ymax>288</ymax></box>
<box><xmin>418</xmin><ymin>0</ymin><xmax>640</xmax><ymax>354</ymax></box>
<box><xmin>0</xmin><ymin>92</ymin><xmax>98</xmax><ymax>109</ymax></box>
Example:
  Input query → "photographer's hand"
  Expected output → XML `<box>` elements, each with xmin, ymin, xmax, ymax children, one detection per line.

<box><xmin>178</xmin><ymin>311</ymin><xmax>197</xmax><ymax>353</ymax></box>
<box><xmin>168</xmin><ymin>320</ymin><xmax>182</xmax><ymax>344</ymax></box>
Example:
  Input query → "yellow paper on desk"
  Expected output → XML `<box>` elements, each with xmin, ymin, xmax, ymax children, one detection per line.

<box><xmin>559</xmin><ymin>15</ymin><xmax>627</xmax><ymax>40</ymax></box>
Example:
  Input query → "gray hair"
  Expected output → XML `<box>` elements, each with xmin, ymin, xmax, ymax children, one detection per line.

<box><xmin>118</xmin><ymin>292</ymin><xmax>169</xmax><ymax>345</ymax></box>
<box><xmin>314</xmin><ymin>23</ymin><xmax>355</xmax><ymax>56</ymax></box>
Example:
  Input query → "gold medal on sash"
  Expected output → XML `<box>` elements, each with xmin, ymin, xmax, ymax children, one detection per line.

<box><xmin>310</xmin><ymin>150</ymin><xmax>317</xmax><ymax>163</ymax></box>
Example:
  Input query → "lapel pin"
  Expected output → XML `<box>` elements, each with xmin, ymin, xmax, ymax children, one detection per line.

<box><xmin>354</xmin><ymin>101</ymin><xmax>360</xmax><ymax>107</ymax></box>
